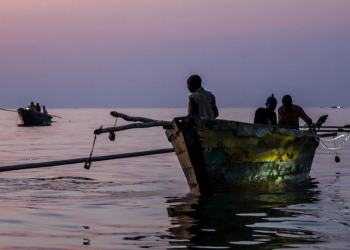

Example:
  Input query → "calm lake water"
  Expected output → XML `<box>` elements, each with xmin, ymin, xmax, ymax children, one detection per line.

<box><xmin>0</xmin><ymin>108</ymin><xmax>350</xmax><ymax>250</ymax></box>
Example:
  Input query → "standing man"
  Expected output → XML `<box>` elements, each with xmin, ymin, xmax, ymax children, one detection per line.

<box><xmin>187</xmin><ymin>75</ymin><xmax>219</xmax><ymax>119</ymax></box>
<box><xmin>278</xmin><ymin>95</ymin><xmax>312</xmax><ymax>128</ymax></box>
<box><xmin>254</xmin><ymin>94</ymin><xmax>277</xmax><ymax>125</ymax></box>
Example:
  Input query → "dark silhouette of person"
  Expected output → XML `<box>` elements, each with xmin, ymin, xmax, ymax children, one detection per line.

<box><xmin>29</xmin><ymin>102</ymin><xmax>36</xmax><ymax>110</ymax></box>
<box><xmin>35</xmin><ymin>103</ymin><xmax>41</xmax><ymax>112</ymax></box>
<box><xmin>187</xmin><ymin>75</ymin><xmax>219</xmax><ymax>119</ymax></box>
<box><xmin>42</xmin><ymin>106</ymin><xmax>48</xmax><ymax>114</ymax></box>
<box><xmin>254</xmin><ymin>94</ymin><xmax>277</xmax><ymax>125</ymax></box>
<box><xmin>278</xmin><ymin>95</ymin><xmax>312</xmax><ymax>128</ymax></box>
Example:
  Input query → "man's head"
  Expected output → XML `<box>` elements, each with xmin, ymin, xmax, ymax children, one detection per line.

<box><xmin>266</xmin><ymin>94</ymin><xmax>277</xmax><ymax>111</ymax></box>
<box><xmin>187</xmin><ymin>75</ymin><xmax>202</xmax><ymax>93</ymax></box>
<box><xmin>282</xmin><ymin>95</ymin><xmax>293</xmax><ymax>105</ymax></box>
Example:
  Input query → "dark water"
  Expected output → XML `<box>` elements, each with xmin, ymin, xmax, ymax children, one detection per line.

<box><xmin>0</xmin><ymin>108</ymin><xmax>350</xmax><ymax>250</ymax></box>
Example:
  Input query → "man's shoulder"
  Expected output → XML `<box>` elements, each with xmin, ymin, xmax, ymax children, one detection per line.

<box><xmin>255</xmin><ymin>107</ymin><xmax>265</xmax><ymax>113</ymax></box>
<box><xmin>292</xmin><ymin>104</ymin><xmax>302</xmax><ymax>108</ymax></box>
<box><xmin>278</xmin><ymin>106</ymin><xmax>285</xmax><ymax>112</ymax></box>
<box><xmin>189</xmin><ymin>88</ymin><xmax>214</xmax><ymax>99</ymax></box>
<box><xmin>189</xmin><ymin>92</ymin><xmax>200</xmax><ymax>99</ymax></box>
<box><xmin>292</xmin><ymin>104</ymin><xmax>304</xmax><ymax>111</ymax></box>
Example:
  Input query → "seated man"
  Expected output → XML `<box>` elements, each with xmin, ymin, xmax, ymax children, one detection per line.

<box><xmin>254</xmin><ymin>94</ymin><xmax>277</xmax><ymax>125</ymax></box>
<box><xmin>35</xmin><ymin>103</ymin><xmax>41</xmax><ymax>112</ymax></box>
<box><xmin>278</xmin><ymin>95</ymin><xmax>312</xmax><ymax>128</ymax></box>
<box><xmin>187</xmin><ymin>75</ymin><xmax>219</xmax><ymax>119</ymax></box>
<box><xmin>42</xmin><ymin>106</ymin><xmax>48</xmax><ymax>114</ymax></box>
<box><xmin>29</xmin><ymin>102</ymin><xmax>36</xmax><ymax>110</ymax></box>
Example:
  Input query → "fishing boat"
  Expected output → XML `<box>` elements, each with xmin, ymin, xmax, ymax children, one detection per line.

<box><xmin>165</xmin><ymin>118</ymin><xmax>320</xmax><ymax>194</ymax></box>
<box><xmin>17</xmin><ymin>108</ymin><xmax>53</xmax><ymax>126</ymax></box>
<box><xmin>88</xmin><ymin>112</ymin><xmax>332</xmax><ymax>195</ymax></box>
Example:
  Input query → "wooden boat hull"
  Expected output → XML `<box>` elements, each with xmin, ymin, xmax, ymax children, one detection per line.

<box><xmin>17</xmin><ymin>108</ymin><xmax>53</xmax><ymax>126</ymax></box>
<box><xmin>166</xmin><ymin>118</ymin><xmax>319</xmax><ymax>195</ymax></box>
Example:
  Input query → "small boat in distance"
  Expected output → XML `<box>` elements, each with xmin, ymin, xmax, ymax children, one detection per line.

<box><xmin>17</xmin><ymin>108</ymin><xmax>53</xmax><ymax>126</ymax></box>
<box><xmin>331</xmin><ymin>106</ymin><xmax>345</xmax><ymax>109</ymax></box>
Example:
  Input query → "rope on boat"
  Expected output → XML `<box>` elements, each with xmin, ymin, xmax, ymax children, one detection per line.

<box><xmin>84</xmin><ymin>133</ymin><xmax>97</xmax><ymax>170</ymax></box>
<box><xmin>319</xmin><ymin>134</ymin><xmax>348</xmax><ymax>141</ymax></box>
<box><xmin>108</xmin><ymin>117</ymin><xmax>118</xmax><ymax>141</ymax></box>
<box><xmin>312</xmin><ymin>132</ymin><xmax>350</xmax><ymax>152</ymax></box>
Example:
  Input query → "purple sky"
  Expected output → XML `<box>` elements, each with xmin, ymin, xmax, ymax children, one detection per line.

<box><xmin>1</xmin><ymin>0</ymin><xmax>350</xmax><ymax>108</ymax></box>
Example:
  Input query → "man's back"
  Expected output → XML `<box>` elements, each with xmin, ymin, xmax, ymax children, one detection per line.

<box><xmin>278</xmin><ymin>104</ymin><xmax>311</xmax><ymax>127</ymax></box>
<box><xmin>254</xmin><ymin>107</ymin><xmax>277</xmax><ymax>125</ymax></box>
<box><xmin>189</xmin><ymin>87</ymin><xmax>217</xmax><ymax>119</ymax></box>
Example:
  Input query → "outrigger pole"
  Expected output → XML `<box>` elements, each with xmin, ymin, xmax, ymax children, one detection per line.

<box><xmin>0</xmin><ymin>148</ymin><xmax>175</xmax><ymax>173</ymax></box>
<box><xmin>0</xmin><ymin>108</ymin><xmax>17</xmax><ymax>113</ymax></box>
<box><xmin>0</xmin><ymin>112</ymin><xmax>174</xmax><ymax>173</ymax></box>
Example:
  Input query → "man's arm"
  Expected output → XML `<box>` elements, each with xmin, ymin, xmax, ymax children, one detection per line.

<box><xmin>188</xmin><ymin>98</ymin><xmax>199</xmax><ymax>117</ymax></box>
<box><xmin>211</xmin><ymin>97</ymin><xmax>219</xmax><ymax>118</ymax></box>
<box><xmin>298</xmin><ymin>107</ymin><xmax>312</xmax><ymax>125</ymax></box>
<box><xmin>272</xmin><ymin>112</ymin><xmax>277</xmax><ymax>125</ymax></box>
<box><xmin>278</xmin><ymin>108</ymin><xmax>286</xmax><ymax>126</ymax></box>
<box><xmin>254</xmin><ymin>108</ymin><xmax>262</xmax><ymax>124</ymax></box>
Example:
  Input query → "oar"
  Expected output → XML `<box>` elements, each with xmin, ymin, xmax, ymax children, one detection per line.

<box><xmin>0</xmin><ymin>148</ymin><xmax>175</xmax><ymax>173</ymax></box>
<box><xmin>0</xmin><ymin>108</ymin><xmax>17</xmax><ymax>113</ymax></box>
<box><xmin>50</xmin><ymin>114</ymin><xmax>62</xmax><ymax>118</ymax></box>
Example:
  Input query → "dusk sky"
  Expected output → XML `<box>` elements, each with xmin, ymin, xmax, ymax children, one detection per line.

<box><xmin>1</xmin><ymin>0</ymin><xmax>349</xmax><ymax>108</ymax></box>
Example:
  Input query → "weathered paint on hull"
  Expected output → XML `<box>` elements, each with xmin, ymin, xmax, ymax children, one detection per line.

<box><xmin>17</xmin><ymin>108</ymin><xmax>52</xmax><ymax>126</ymax></box>
<box><xmin>166</xmin><ymin>118</ymin><xmax>318</xmax><ymax>194</ymax></box>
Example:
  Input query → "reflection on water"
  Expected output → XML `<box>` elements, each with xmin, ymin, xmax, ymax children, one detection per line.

<box><xmin>0</xmin><ymin>108</ymin><xmax>350</xmax><ymax>249</ymax></box>
<box><xmin>166</xmin><ymin>180</ymin><xmax>322</xmax><ymax>249</ymax></box>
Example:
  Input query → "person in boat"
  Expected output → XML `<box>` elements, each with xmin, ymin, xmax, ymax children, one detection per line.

<box><xmin>29</xmin><ymin>102</ymin><xmax>36</xmax><ymax>110</ymax></box>
<box><xmin>187</xmin><ymin>75</ymin><xmax>219</xmax><ymax>119</ymax></box>
<box><xmin>254</xmin><ymin>94</ymin><xmax>277</xmax><ymax>125</ymax></box>
<box><xmin>278</xmin><ymin>95</ymin><xmax>312</xmax><ymax>128</ymax></box>
<box><xmin>35</xmin><ymin>103</ymin><xmax>41</xmax><ymax>112</ymax></box>
<box><xmin>42</xmin><ymin>106</ymin><xmax>48</xmax><ymax>115</ymax></box>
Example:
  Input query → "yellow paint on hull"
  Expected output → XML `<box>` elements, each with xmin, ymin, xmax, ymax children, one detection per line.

<box><xmin>166</xmin><ymin>118</ymin><xmax>319</xmax><ymax>194</ymax></box>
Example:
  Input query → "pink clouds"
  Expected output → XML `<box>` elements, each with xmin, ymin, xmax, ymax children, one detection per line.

<box><xmin>1</xmin><ymin>0</ymin><xmax>349</xmax><ymax>48</ymax></box>
<box><xmin>0</xmin><ymin>0</ymin><xmax>349</xmax><ymax>108</ymax></box>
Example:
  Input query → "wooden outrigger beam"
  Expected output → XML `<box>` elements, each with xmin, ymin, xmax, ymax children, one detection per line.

<box><xmin>110</xmin><ymin>111</ymin><xmax>164</xmax><ymax>123</ymax></box>
<box><xmin>94</xmin><ymin>111</ymin><xmax>172</xmax><ymax>135</ymax></box>
<box><xmin>94</xmin><ymin>121</ymin><xmax>172</xmax><ymax>135</ymax></box>
<box><xmin>0</xmin><ymin>148</ymin><xmax>175</xmax><ymax>173</ymax></box>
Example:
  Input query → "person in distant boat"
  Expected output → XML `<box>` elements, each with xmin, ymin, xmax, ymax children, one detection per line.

<box><xmin>254</xmin><ymin>94</ymin><xmax>277</xmax><ymax>125</ymax></box>
<box><xmin>278</xmin><ymin>95</ymin><xmax>312</xmax><ymax>128</ymax></box>
<box><xmin>35</xmin><ymin>103</ymin><xmax>41</xmax><ymax>112</ymax></box>
<box><xmin>29</xmin><ymin>102</ymin><xmax>36</xmax><ymax>110</ymax></box>
<box><xmin>42</xmin><ymin>106</ymin><xmax>48</xmax><ymax>115</ymax></box>
<box><xmin>187</xmin><ymin>75</ymin><xmax>219</xmax><ymax>119</ymax></box>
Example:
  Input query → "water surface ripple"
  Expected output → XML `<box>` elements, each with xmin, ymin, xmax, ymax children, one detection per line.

<box><xmin>0</xmin><ymin>108</ymin><xmax>349</xmax><ymax>249</ymax></box>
